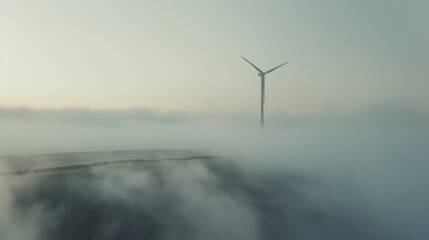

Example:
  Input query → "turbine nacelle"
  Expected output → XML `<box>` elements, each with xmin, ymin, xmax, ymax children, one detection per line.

<box><xmin>258</xmin><ymin>72</ymin><xmax>264</xmax><ymax>77</ymax></box>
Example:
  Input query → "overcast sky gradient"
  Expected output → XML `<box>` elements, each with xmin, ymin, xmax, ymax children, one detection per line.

<box><xmin>1</xmin><ymin>0</ymin><xmax>427</xmax><ymax>116</ymax></box>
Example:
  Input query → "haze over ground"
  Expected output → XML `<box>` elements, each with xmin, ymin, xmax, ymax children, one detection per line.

<box><xmin>0</xmin><ymin>1</ymin><xmax>428</xmax><ymax>239</ymax></box>
<box><xmin>0</xmin><ymin>106</ymin><xmax>428</xmax><ymax>240</ymax></box>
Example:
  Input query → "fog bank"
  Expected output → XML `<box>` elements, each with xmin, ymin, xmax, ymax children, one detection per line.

<box><xmin>0</xmin><ymin>105</ymin><xmax>428</xmax><ymax>239</ymax></box>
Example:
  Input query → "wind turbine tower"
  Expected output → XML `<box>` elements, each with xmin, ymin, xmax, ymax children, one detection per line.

<box><xmin>242</xmin><ymin>56</ymin><xmax>287</xmax><ymax>129</ymax></box>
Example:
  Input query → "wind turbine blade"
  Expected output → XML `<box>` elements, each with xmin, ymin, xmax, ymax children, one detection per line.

<box><xmin>264</xmin><ymin>62</ymin><xmax>288</xmax><ymax>74</ymax></box>
<box><xmin>241</xmin><ymin>56</ymin><xmax>263</xmax><ymax>73</ymax></box>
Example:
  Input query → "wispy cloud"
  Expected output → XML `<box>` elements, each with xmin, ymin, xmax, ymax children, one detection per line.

<box><xmin>1</xmin><ymin>105</ymin><xmax>428</xmax><ymax>127</ymax></box>
<box><xmin>0</xmin><ymin>104</ymin><xmax>427</xmax><ymax>156</ymax></box>
<box><xmin>0</xmin><ymin>106</ymin><xmax>193</xmax><ymax>126</ymax></box>
<box><xmin>0</xmin><ymin>103</ymin><xmax>428</xmax><ymax>240</ymax></box>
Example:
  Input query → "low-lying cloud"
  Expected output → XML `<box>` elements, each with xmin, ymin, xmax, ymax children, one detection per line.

<box><xmin>0</xmin><ymin>104</ymin><xmax>428</xmax><ymax>240</ymax></box>
<box><xmin>0</xmin><ymin>106</ymin><xmax>193</xmax><ymax>126</ymax></box>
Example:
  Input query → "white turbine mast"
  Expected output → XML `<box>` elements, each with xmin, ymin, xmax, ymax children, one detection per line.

<box><xmin>242</xmin><ymin>56</ymin><xmax>287</xmax><ymax>129</ymax></box>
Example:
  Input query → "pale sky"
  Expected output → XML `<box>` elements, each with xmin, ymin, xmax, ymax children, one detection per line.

<box><xmin>1</xmin><ymin>0</ymin><xmax>428</xmax><ymax>116</ymax></box>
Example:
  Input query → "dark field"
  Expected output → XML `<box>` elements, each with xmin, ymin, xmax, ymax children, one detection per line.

<box><xmin>1</xmin><ymin>149</ymin><xmax>375</xmax><ymax>240</ymax></box>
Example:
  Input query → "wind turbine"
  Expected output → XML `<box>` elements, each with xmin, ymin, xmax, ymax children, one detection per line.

<box><xmin>242</xmin><ymin>56</ymin><xmax>287</xmax><ymax>129</ymax></box>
